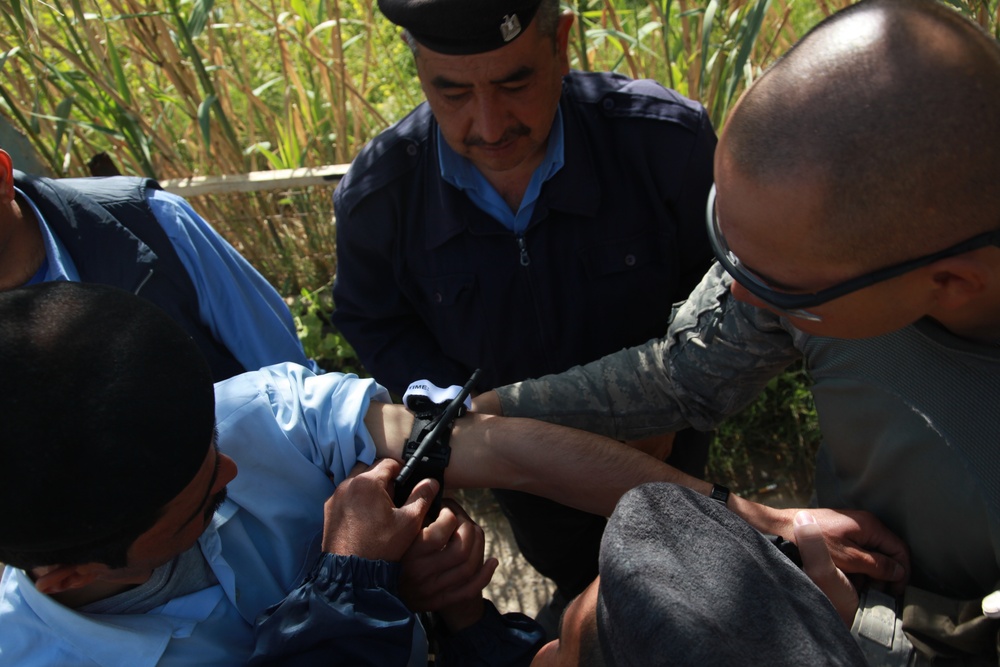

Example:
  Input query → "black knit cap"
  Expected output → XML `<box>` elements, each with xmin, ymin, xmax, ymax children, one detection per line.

<box><xmin>378</xmin><ymin>0</ymin><xmax>542</xmax><ymax>55</ymax></box>
<box><xmin>596</xmin><ymin>484</ymin><xmax>868</xmax><ymax>666</ymax></box>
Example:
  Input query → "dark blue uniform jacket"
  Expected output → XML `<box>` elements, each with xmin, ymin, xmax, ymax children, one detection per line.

<box><xmin>332</xmin><ymin>71</ymin><xmax>716</xmax><ymax>394</ymax></box>
<box><xmin>15</xmin><ymin>171</ymin><xmax>244</xmax><ymax>381</ymax></box>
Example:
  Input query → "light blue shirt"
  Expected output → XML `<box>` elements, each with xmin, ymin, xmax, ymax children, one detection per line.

<box><xmin>17</xmin><ymin>186</ymin><xmax>314</xmax><ymax>373</ymax></box>
<box><xmin>438</xmin><ymin>107</ymin><xmax>565</xmax><ymax>235</ymax></box>
<box><xmin>0</xmin><ymin>365</ymin><xmax>387</xmax><ymax>666</ymax></box>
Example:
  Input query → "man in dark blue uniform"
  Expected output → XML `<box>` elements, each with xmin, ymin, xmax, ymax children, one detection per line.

<box><xmin>330</xmin><ymin>0</ymin><xmax>716</xmax><ymax>624</ymax></box>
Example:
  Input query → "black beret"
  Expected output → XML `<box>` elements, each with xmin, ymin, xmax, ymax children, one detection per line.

<box><xmin>596</xmin><ymin>484</ymin><xmax>868</xmax><ymax>666</ymax></box>
<box><xmin>378</xmin><ymin>0</ymin><xmax>542</xmax><ymax>55</ymax></box>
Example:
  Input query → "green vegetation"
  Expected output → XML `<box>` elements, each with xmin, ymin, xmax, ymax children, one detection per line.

<box><xmin>289</xmin><ymin>284</ymin><xmax>363</xmax><ymax>374</ymax></box>
<box><xmin>709</xmin><ymin>361</ymin><xmax>821</xmax><ymax>503</ymax></box>
<box><xmin>2</xmin><ymin>0</ymin><xmax>997</xmax><ymax>491</ymax></box>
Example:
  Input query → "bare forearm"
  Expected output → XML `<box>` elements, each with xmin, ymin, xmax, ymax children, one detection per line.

<box><xmin>451</xmin><ymin>414</ymin><xmax>700</xmax><ymax>515</ymax></box>
<box><xmin>470</xmin><ymin>390</ymin><xmax>503</xmax><ymax>415</ymax></box>
<box><xmin>450</xmin><ymin>413</ymin><xmax>798</xmax><ymax>529</ymax></box>
<box><xmin>368</xmin><ymin>402</ymin><xmax>787</xmax><ymax>524</ymax></box>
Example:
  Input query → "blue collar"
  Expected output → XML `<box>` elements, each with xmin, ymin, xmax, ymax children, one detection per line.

<box><xmin>437</xmin><ymin>107</ymin><xmax>565</xmax><ymax>234</ymax></box>
<box><xmin>14</xmin><ymin>186</ymin><xmax>80</xmax><ymax>283</ymax></box>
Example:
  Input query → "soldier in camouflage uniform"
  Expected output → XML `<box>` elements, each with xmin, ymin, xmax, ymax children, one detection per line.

<box><xmin>477</xmin><ymin>1</ymin><xmax>1000</xmax><ymax>664</ymax></box>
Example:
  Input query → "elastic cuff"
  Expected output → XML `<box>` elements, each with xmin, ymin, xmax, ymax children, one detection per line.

<box><xmin>312</xmin><ymin>552</ymin><xmax>401</xmax><ymax>595</ymax></box>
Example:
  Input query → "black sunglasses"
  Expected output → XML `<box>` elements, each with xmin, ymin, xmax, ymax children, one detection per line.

<box><xmin>706</xmin><ymin>184</ymin><xmax>1000</xmax><ymax>321</ymax></box>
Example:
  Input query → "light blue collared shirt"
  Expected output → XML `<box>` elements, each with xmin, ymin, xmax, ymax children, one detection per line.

<box><xmin>0</xmin><ymin>365</ymin><xmax>399</xmax><ymax>666</ymax></box>
<box><xmin>438</xmin><ymin>107</ymin><xmax>565</xmax><ymax>235</ymax></box>
<box><xmin>17</xmin><ymin>186</ymin><xmax>314</xmax><ymax>373</ymax></box>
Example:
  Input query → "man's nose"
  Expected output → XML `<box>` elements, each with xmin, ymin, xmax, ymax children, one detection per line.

<box><xmin>473</xmin><ymin>93</ymin><xmax>509</xmax><ymax>144</ymax></box>
<box><xmin>216</xmin><ymin>453</ymin><xmax>239</xmax><ymax>490</ymax></box>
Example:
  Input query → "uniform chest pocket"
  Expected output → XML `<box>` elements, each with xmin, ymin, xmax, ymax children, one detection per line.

<box><xmin>582</xmin><ymin>232</ymin><xmax>666</xmax><ymax>278</ymax></box>
<box><xmin>419</xmin><ymin>273</ymin><xmax>477</xmax><ymax>307</ymax></box>
<box><xmin>411</xmin><ymin>273</ymin><xmax>487</xmax><ymax>362</ymax></box>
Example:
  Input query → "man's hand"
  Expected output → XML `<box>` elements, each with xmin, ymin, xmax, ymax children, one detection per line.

<box><xmin>732</xmin><ymin>495</ymin><xmax>910</xmax><ymax>592</ymax></box>
<box><xmin>322</xmin><ymin>458</ymin><xmax>437</xmax><ymax>562</ymax></box>
<box><xmin>399</xmin><ymin>499</ymin><xmax>498</xmax><ymax>631</ymax></box>
<box><xmin>789</xmin><ymin>507</ymin><xmax>909</xmax><ymax>589</ymax></box>
<box><xmin>794</xmin><ymin>510</ymin><xmax>859</xmax><ymax>625</ymax></box>
<box><xmin>743</xmin><ymin>502</ymin><xmax>910</xmax><ymax>589</ymax></box>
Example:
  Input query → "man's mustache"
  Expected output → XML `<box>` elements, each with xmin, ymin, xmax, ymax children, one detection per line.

<box><xmin>464</xmin><ymin>124</ymin><xmax>530</xmax><ymax>147</ymax></box>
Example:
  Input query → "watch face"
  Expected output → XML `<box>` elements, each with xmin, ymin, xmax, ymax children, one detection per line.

<box><xmin>710</xmin><ymin>485</ymin><xmax>730</xmax><ymax>505</ymax></box>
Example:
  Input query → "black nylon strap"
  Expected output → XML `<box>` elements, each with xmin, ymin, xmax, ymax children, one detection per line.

<box><xmin>393</xmin><ymin>405</ymin><xmax>457</xmax><ymax>522</ymax></box>
<box><xmin>393</xmin><ymin>370</ymin><xmax>480</xmax><ymax>523</ymax></box>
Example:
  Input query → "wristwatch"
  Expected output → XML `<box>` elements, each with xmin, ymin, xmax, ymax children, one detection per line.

<box><xmin>710</xmin><ymin>483</ymin><xmax>730</xmax><ymax>506</ymax></box>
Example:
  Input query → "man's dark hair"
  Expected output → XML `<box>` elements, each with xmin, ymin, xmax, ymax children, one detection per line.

<box><xmin>0</xmin><ymin>282</ymin><xmax>215</xmax><ymax>569</ymax></box>
<box><xmin>533</xmin><ymin>0</ymin><xmax>562</xmax><ymax>41</ymax></box>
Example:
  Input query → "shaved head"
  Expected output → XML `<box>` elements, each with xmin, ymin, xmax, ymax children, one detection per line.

<box><xmin>722</xmin><ymin>0</ymin><xmax>1000</xmax><ymax>269</ymax></box>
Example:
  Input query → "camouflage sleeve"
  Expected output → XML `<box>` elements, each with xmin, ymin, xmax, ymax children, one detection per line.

<box><xmin>494</xmin><ymin>264</ymin><xmax>804</xmax><ymax>441</ymax></box>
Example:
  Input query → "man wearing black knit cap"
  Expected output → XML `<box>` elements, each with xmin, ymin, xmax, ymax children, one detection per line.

<box><xmin>331</xmin><ymin>0</ymin><xmax>716</xmax><ymax>627</ymax></box>
<box><xmin>531</xmin><ymin>484</ymin><xmax>867</xmax><ymax>666</ymax></box>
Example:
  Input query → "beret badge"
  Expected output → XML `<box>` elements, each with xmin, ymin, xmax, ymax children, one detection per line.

<box><xmin>500</xmin><ymin>14</ymin><xmax>522</xmax><ymax>42</ymax></box>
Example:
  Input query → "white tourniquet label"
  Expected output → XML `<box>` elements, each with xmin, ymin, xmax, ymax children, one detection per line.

<box><xmin>403</xmin><ymin>379</ymin><xmax>472</xmax><ymax>411</ymax></box>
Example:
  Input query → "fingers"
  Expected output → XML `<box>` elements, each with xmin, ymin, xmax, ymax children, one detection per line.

<box><xmin>858</xmin><ymin>551</ymin><xmax>906</xmax><ymax>584</ymax></box>
<box><xmin>357</xmin><ymin>457</ymin><xmax>402</xmax><ymax>483</ymax></box>
<box><xmin>441</xmin><ymin>498</ymin><xmax>471</xmax><ymax>521</ymax></box>
<box><xmin>836</xmin><ymin>508</ymin><xmax>910</xmax><ymax>582</ymax></box>
<box><xmin>332</xmin><ymin>460</ymin><xmax>398</xmax><ymax>509</ymax></box>
<box><xmin>399</xmin><ymin>500</ymin><xmax>495</xmax><ymax>612</ymax></box>
<box><xmin>343</xmin><ymin>458</ymin><xmax>401</xmax><ymax>493</ymax></box>
<box><xmin>829</xmin><ymin>542</ymin><xmax>905</xmax><ymax>583</ymax></box>
<box><xmin>857</xmin><ymin>522</ymin><xmax>910</xmax><ymax>585</ymax></box>
<box><xmin>795</xmin><ymin>511</ymin><xmax>858</xmax><ymax>625</ymax></box>
<box><xmin>397</xmin><ymin>477</ymin><xmax>439</xmax><ymax>527</ymax></box>
<box><xmin>346</xmin><ymin>461</ymin><xmax>370</xmax><ymax>479</ymax></box>
<box><xmin>404</xmin><ymin>505</ymin><xmax>476</xmax><ymax>571</ymax></box>
<box><xmin>804</xmin><ymin>508</ymin><xmax>909</xmax><ymax>585</ymax></box>
<box><xmin>322</xmin><ymin>461</ymin><xmax>431</xmax><ymax>561</ymax></box>
<box><xmin>405</xmin><ymin>554</ymin><xmax>497</xmax><ymax>611</ymax></box>
<box><xmin>429</xmin><ymin>558</ymin><xmax>499</xmax><ymax>610</ymax></box>
<box><xmin>424</xmin><ymin>515</ymin><xmax>488</xmax><ymax>591</ymax></box>
<box><xmin>796</xmin><ymin>511</ymin><xmax>837</xmax><ymax>577</ymax></box>
<box><xmin>410</xmin><ymin>505</ymin><xmax>462</xmax><ymax>556</ymax></box>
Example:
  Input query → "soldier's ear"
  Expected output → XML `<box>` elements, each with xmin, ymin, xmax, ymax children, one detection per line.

<box><xmin>925</xmin><ymin>254</ymin><xmax>992</xmax><ymax>312</ymax></box>
<box><xmin>31</xmin><ymin>562</ymin><xmax>109</xmax><ymax>595</ymax></box>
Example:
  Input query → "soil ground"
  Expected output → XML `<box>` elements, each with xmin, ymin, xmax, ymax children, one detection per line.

<box><xmin>458</xmin><ymin>489</ymin><xmax>555</xmax><ymax>618</ymax></box>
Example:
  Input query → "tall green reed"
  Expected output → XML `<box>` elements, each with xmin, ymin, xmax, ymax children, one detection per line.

<box><xmin>571</xmin><ymin>0</ymin><xmax>851</xmax><ymax>128</ymax></box>
<box><xmin>0</xmin><ymin>0</ymin><xmax>392</xmax><ymax>290</ymax></box>
<box><xmin>1</xmin><ymin>0</ymin><xmax>996</xmax><ymax>291</ymax></box>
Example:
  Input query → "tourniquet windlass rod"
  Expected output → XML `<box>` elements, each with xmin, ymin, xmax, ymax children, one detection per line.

<box><xmin>394</xmin><ymin>368</ymin><xmax>481</xmax><ymax>486</ymax></box>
